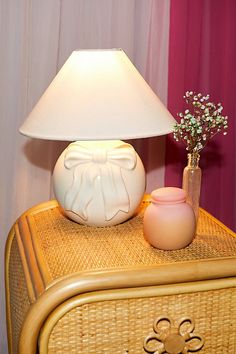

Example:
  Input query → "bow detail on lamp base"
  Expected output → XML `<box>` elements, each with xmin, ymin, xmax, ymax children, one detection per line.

<box><xmin>53</xmin><ymin>140</ymin><xmax>146</xmax><ymax>227</ymax></box>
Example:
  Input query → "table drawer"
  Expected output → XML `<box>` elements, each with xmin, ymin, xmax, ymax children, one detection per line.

<box><xmin>39</xmin><ymin>281</ymin><xmax>236</xmax><ymax>353</ymax></box>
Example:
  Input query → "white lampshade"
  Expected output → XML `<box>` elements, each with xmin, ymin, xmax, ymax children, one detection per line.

<box><xmin>19</xmin><ymin>49</ymin><xmax>176</xmax><ymax>227</ymax></box>
<box><xmin>20</xmin><ymin>49</ymin><xmax>175</xmax><ymax>141</ymax></box>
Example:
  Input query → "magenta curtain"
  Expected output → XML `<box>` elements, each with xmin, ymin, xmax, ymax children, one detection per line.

<box><xmin>165</xmin><ymin>0</ymin><xmax>236</xmax><ymax>230</ymax></box>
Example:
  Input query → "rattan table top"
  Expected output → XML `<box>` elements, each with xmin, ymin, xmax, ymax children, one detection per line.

<box><xmin>15</xmin><ymin>198</ymin><xmax>236</xmax><ymax>286</ymax></box>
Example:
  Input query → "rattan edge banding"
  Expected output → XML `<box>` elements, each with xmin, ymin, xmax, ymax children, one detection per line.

<box><xmin>19</xmin><ymin>257</ymin><xmax>236</xmax><ymax>354</ymax></box>
<box><xmin>39</xmin><ymin>277</ymin><xmax>236</xmax><ymax>354</ymax></box>
<box><xmin>24</xmin><ymin>199</ymin><xmax>59</xmax><ymax>217</ymax></box>
<box><xmin>44</xmin><ymin>256</ymin><xmax>236</xmax><ymax>290</ymax></box>
<box><xmin>27</xmin><ymin>214</ymin><xmax>52</xmax><ymax>286</ymax></box>
<box><xmin>8</xmin><ymin>200</ymin><xmax>59</xmax><ymax>303</ymax></box>
<box><xmin>14</xmin><ymin>223</ymin><xmax>36</xmax><ymax>303</ymax></box>
<box><xmin>5</xmin><ymin>226</ymin><xmax>15</xmax><ymax>354</ymax></box>
<box><xmin>200</xmin><ymin>208</ymin><xmax>236</xmax><ymax>238</ymax></box>
<box><xmin>18</xmin><ymin>216</ymin><xmax>45</xmax><ymax>298</ymax></box>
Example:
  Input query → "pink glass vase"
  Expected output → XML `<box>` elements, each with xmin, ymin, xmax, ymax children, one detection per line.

<box><xmin>182</xmin><ymin>153</ymin><xmax>202</xmax><ymax>223</ymax></box>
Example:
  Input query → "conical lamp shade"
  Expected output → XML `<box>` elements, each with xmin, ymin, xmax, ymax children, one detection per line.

<box><xmin>20</xmin><ymin>49</ymin><xmax>176</xmax><ymax>141</ymax></box>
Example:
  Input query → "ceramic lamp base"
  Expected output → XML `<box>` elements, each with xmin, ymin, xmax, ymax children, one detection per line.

<box><xmin>53</xmin><ymin>140</ymin><xmax>146</xmax><ymax>226</ymax></box>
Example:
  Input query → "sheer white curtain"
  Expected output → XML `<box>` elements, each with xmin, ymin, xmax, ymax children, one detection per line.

<box><xmin>0</xmin><ymin>1</ymin><xmax>170</xmax><ymax>352</ymax></box>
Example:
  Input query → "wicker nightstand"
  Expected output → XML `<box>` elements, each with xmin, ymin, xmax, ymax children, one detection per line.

<box><xmin>5</xmin><ymin>198</ymin><xmax>236</xmax><ymax>354</ymax></box>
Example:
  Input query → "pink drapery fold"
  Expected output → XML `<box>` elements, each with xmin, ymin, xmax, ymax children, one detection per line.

<box><xmin>165</xmin><ymin>0</ymin><xmax>236</xmax><ymax>231</ymax></box>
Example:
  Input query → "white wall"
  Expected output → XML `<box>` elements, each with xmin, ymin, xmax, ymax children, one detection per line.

<box><xmin>0</xmin><ymin>1</ymin><xmax>170</xmax><ymax>352</ymax></box>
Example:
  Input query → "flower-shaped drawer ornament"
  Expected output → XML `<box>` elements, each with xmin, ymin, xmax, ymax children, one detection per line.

<box><xmin>143</xmin><ymin>315</ymin><xmax>204</xmax><ymax>354</ymax></box>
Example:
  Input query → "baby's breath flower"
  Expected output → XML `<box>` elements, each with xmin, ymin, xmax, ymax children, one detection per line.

<box><xmin>173</xmin><ymin>91</ymin><xmax>228</xmax><ymax>153</ymax></box>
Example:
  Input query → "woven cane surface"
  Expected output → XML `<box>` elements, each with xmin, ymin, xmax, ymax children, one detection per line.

<box><xmin>47</xmin><ymin>287</ymin><xmax>236</xmax><ymax>353</ymax></box>
<box><xmin>30</xmin><ymin>201</ymin><xmax>236</xmax><ymax>281</ymax></box>
<box><xmin>8</xmin><ymin>235</ymin><xmax>31</xmax><ymax>354</ymax></box>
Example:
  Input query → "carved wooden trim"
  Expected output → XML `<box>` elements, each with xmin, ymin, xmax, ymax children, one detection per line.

<box><xmin>143</xmin><ymin>315</ymin><xmax>204</xmax><ymax>353</ymax></box>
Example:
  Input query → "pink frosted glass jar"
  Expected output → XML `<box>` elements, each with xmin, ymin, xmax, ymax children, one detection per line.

<box><xmin>143</xmin><ymin>187</ymin><xmax>196</xmax><ymax>250</ymax></box>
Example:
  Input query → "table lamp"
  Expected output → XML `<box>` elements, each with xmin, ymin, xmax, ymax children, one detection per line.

<box><xmin>20</xmin><ymin>49</ymin><xmax>176</xmax><ymax>226</ymax></box>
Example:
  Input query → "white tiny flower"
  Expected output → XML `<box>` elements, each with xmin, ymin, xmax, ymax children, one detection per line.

<box><xmin>173</xmin><ymin>92</ymin><xmax>228</xmax><ymax>151</ymax></box>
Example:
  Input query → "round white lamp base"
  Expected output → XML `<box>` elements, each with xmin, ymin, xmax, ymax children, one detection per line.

<box><xmin>53</xmin><ymin>140</ymin><xmax>146</xmax><ymax>227</ymax></box>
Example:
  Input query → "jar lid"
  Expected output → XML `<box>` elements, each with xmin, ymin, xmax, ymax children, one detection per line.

<box><xmin>151</xmin><ymin>187</ymin><xmax>186</xmax><ymax>204</ymax></box>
